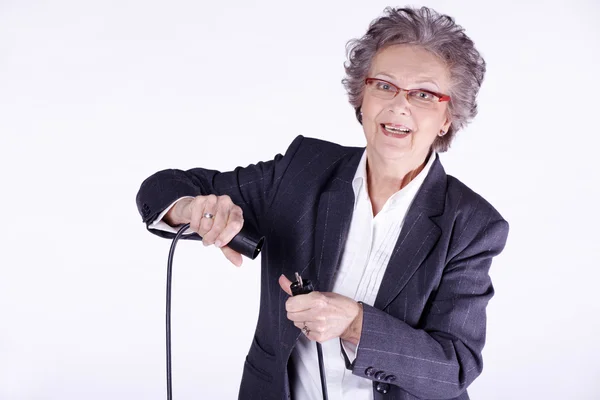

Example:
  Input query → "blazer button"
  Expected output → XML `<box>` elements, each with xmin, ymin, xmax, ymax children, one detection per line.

<box><xmin>365</xmin><ymin>367</ymin><xmax>375</xmax><ymax>377</ymax></box>
<box><xmin>374</xmin><ymin>370</ymin><xmax>386</xmax><ymax>380</ymax></box>
<box><xmin>384</xmin><ymin>374</ymin><xmax>397</xmax><ymax>383</ymax></box>
<box><xmin>376</xmin><ymin>382</ymin><xmax>390</xmax><ymax>394</ymax></box>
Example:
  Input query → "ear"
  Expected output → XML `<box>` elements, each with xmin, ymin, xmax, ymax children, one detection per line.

<box><xmin>355</xmin><ymin>106</ymin><xmax>363</xmax><ymax>125</ymax></box>
<box><xmin>441</xmin><ymin>115</ymin><xmax>452</xmax><ymax>133</ymax></box>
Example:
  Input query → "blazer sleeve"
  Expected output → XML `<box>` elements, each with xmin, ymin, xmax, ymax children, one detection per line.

<box><xmin>135</xmin><ymin>135</ymin><xmax>305</xmax><ymax>240</ymax></box>
<box><xmin>352</xmin><ymin>216</ymin><xmax>509</xmax><ymax>399</ymax></box>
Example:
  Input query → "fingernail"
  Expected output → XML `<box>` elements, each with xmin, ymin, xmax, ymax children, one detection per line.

<box><xmin>215</xmin><ymin>240</ymin><xmax>222</xmax><ymax>248</ymax></box>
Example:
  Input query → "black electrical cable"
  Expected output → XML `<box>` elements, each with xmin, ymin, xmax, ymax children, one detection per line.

<box><xmin>316</xmin><ymin>342</ymin><xmax>329</xmax><ymax>400</ymax></box>
<box><xmin>165</xmin><ymin>222</ymin><xmax>328</xmax><ymax>399</ymax></box>
<box><xmin>166</xmin><ymin>222</ymin><xmax>264</xmax><ymax>399</ymax></box>
<box><xmin>290</xmin><ymin>274</ymin><xmax>329</xmax><ymax>399</ymax></box>
<box><xmin>165</xmin><ymin>223</ymin><xmax>192</xmax><ymax>400</ymax></box>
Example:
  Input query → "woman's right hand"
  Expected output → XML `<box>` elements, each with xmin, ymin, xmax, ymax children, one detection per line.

<box><xmin>166</xmin><ymin>195</ymin><xmax>245</xmax><ymax>267</ymax></box>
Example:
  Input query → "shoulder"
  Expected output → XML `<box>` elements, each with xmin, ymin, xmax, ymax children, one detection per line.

<box><xmin>425</xmin><ymin>156</ymin><xmax>507</xmax><ymax>227</ymax></box>
<box><xmin>282</xmin><ymin>135</ymin><xmax>364</xmax><ymax>172</ymax></box>
<box><xmin>442</xmin><ymin>173</ymin><xmax>510</xmax><ymax>259</ymax></box>
<box><xmin>444</xmin><ymin>173</ymin><xmax>507</xmax><ymax>224</ymax></box>
<box><xmin>287</xmin><ymin>135</ymin><xmax>361</xmax><ymax>156</ymax></box>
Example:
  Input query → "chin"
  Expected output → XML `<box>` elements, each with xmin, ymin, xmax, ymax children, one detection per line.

<box><xmin>372</xmin><ymin>143</ymin><xmax>412</xmax><ymax>160</ymax></box>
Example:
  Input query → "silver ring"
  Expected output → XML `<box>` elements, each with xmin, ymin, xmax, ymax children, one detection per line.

<box><xmin>203</xmin><ymin>212</ymin><xmax>214</xmax><ymax>219</ymax></box>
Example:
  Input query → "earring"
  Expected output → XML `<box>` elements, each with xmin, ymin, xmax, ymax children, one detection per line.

<box><xmin>439</xmin><ymin>130</ymin><xmax>446</xmax><ymax>136</ymax></box>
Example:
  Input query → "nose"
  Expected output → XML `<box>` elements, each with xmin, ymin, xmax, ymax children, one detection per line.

<box><xmin>389</xmin><ymin>89</ymin><xmax>411</xmax><ymax>114</ymax></box>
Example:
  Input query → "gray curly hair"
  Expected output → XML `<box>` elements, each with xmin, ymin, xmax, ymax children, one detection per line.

<box><xmin>342</xmin><ymin>6</ymin><xmax>486</xmax><ymax>152</ymax></box>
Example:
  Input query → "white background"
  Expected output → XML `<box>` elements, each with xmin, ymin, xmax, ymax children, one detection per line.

<box><xmin>1</xmin><ymin>0</ymin><xmax>599</xmax><ymax>399</ymax></box>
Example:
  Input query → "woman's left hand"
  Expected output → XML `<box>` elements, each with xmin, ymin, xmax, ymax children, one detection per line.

<box><xmin>278</xmin><ymin>274</ymin><xmax>363</xmax><ymax>344</ymax></box>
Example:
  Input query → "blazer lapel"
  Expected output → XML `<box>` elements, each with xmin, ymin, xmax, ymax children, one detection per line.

<box><xmin>374</xmin><ymin>155</ymin><xmax>447</xmax><ymax>310</ymax></box>
<box><xmin>312</xmin><ymin>148</ymin><xmax>364</xmax><ymax>292</ymax></box>
<box><xmin>281</xmin><ymin>147</ymin><xmax>363</xmax><ymax>352</ymax></box>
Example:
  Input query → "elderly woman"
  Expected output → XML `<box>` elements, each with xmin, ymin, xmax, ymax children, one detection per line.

<box><xmin>136</xmin><ymin>6</ymin><xmax>508</xmax><ymax>400</ymax></box>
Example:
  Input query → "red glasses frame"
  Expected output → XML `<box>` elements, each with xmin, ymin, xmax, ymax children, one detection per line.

<box><xmin>365</xmin><ymin>78</ymin><xmax>451</xmax><ymax>103</ymax></box>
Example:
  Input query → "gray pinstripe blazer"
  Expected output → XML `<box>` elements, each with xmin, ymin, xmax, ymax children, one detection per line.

<box><xmin>136</xmin><ymin>135</ymin><xmax>509</xmax><ymax>400</ymax></box>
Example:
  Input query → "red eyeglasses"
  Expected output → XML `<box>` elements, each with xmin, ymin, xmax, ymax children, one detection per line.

<box><xmin>365</xmin><ymin>78</ymin><xmax>450</xmax><ymax>109</ymax></box>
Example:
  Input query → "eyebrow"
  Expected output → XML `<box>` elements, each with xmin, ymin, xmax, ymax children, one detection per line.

<box><xmin>375</xmin><ymin>72</ymin><xmax>441</xmax><ymax>91</ymax></box>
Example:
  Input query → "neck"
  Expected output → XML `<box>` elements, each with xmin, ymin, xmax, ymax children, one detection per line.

<box><xmin>366</xmin><ymin>150</ymin><xmax>431</xmax><ymax>199</ymax></box>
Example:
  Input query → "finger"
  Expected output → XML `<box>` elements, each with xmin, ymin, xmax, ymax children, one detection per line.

<box><xmin>221</xmin><ymin>246</ymin><xmax>243</xmax><ymax>267</ymax></box>
<box><xmin>199</xmin><ymin>195</ymin><xmax>218</xmax><ymax>243</ymax></box>
<box><xmin>293</xmin><ymin>322</ymin><xmax>325</xmax><ymax>342</ymax></box>
<box><xmin>214</xmin><ymin>205</ymin><xmax>244</xmax><ymax>248</ymax></box>
<box><xmin>287</xmin><ymin>309</ymin><xmax>323</xmax><ymax>323</ymax></box>
<box><xmin>189</xmin><ymin>196</ymin><xmax>206</xmax><ymax>234</ymax></box>
<box><xmin>293</xmin><ymin>321</ymin><xmax>305</xmax><ymax>330</ymax></box>
<box><xmin>294</xmin><ymin>321</ymin><xmax>312</xmax><ymax>336</ymax></box>
<box><xmin>202</xmin><ymin>198</ymin><xmax>229</xmax><ymax>246</ymax></box>
<box><xmin>285</xmin><ymin>295</ymin><xmax>315</xmax><ymax>313</ymax></box>
<box><xmin>278</xmin><ymin>274</ymin><xmax>293</xmax><ymax>296</ymax></box>
<box><xmin>286</xmin><ymin>291</ymin><xmax>329</xmax><ymax>313</ymax></box>
<box><xmin>293</xmin><ymin>321</ymin><xmax>325</xmax><ymax>334</ymax></box>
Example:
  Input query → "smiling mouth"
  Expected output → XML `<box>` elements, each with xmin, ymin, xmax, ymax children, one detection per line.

<box><xmin>381</xmin><ymin>124</ymin><xmax>412</xmax><ymax>136</ymax></box>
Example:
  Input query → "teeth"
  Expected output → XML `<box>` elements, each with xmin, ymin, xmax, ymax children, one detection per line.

<box><xmin>384</xmin><ymin>124</ymin><xmax>410</xmax><ymax>133</ymax></box>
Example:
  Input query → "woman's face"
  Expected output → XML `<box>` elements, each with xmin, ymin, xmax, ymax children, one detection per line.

<box><xmin>361</xmin><ymin>44</ymin><xmax>452</xmax><ymax>165</ymax></box>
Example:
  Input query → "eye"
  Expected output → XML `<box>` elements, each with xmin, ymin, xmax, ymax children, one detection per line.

<box><xmin>409</xmin><ymin>90</ymin><xmax>438</xmax><ymax>101</ymax></box>
<box><xmin>375</xmin><ymin>81</ymin><xmax>395</xmax><ymax>91</ymax></box>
